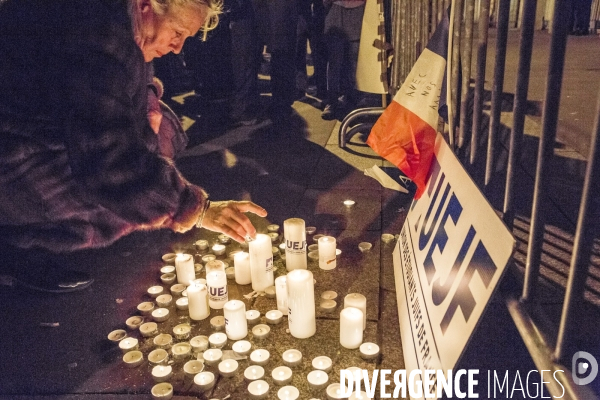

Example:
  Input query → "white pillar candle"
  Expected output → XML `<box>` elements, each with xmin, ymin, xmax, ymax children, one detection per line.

<box><xmin>151</xmin><ymin>365</ymin><xmax>173</xmax><ymax>383</ymax></box>
<box><xmin>206</xmin><ymin>270</ymin><xmax>228</xmax><ymax>309</ymax></box>
<box><xmin>234</xmin><ymin>251</ymin><xmax>252</xmax><ymax>285</ymax></box>
<box><xmin>275</xmin><ymin>276</ymin><xmax>288</xmax><ymax>315</ymax></box>
<box><xmin>244</xmin><ymin>365</ymin><xmax>265</xmax><ymax>381</ymax></box>
<box><xmin>246</xmin><ymin>309</ymin><xmax>261</xmax><ymax>325</ymax></box>
<box><xmin>286</xmin><ymin>269</ymin><xmax>316</xmax><ymax>339</ymax></box>
<box><xmin>249</xmin><ymin>233</ymin><xmax>274</xmax><ymax>291</ymax></box>
<box><xmin>205</xmin><ymin>259</ymin><xmax>226</xmax><ymax>275</ymax></box>
<box><xmin>248</xmin><ymin>379</ymin><xmax>270</xmax><ymax>400</ymax></box>
<box><xmin>272</xmin><ymin>366</ymin><xmax>293</xmax><ymax>385</ymax></box>
<box><xmin>340</xmin><ymin>307</ymin><xmax>363</xmax><ymax>349</ymax></box>
<box><xmin>190</xmin><ymin>335</ymin><xmax>209</xmax><ymax>354</ymax></box>
<box><xmin>151</xmin><ymin>382</ymin><xmax>173</xmax><ymax>400</ymax></box>
<box><xmin>208</xmin><ymin>332</ymin><xmax>228</xmax><ymax>348</ymax></box>
<box><xmin>312</xmin><ymin>356</ymin><xmax>332</xmax><ymax>372</ymax></box>
<box><xmin>278</xmin><ymin>385</ymin><xmax>300</xmax><ymax>400</ymax></box>
<box><xmin>283</xmin><ymin>218</ymin><xmax>307</xmax><ymax>271</ymax></box>
<box><xmin>307</xmin><ymin>370</ymin><xmax>329</xmax><ymax>390</ymax></box>
<box><xmin>218</xmin><ymin>359</ymin><xmax>239</xmax><ymax>378</ymax></box>
<box><xmin>175</xmin><ymin>253</ymin><xmax>196</xmax><ymax>285</ymax></box>
<box><xmin>344</xmin><ymin>293</ymin><xmax>367</xmax><ymax>329</ymax></box>
<box><xmin>224</xmin><ymin>300</ymin><xmax>248</xmax><ymax>340</ymax></box>
<box><xmin>194</xmin><ymin>371</ymin><xmax>215</xmax><ymax>391</ymax></box>
<box><xmin>266</xmin><ymin>310</ymin><xmax>283</xmax><ymax>325</ymax></box>
<box><xmin>318</xmin><ymin>236</ymin><xmax>337</xmax><ymax>270</ymax></box>
<box><xmin>232</xmin><ymin>340</ymin><xmax>252</xmax><ymax>356</ymax></box>
<box><xmin>249</xmin><ymin>349</ymin><xmax>270</xmax><ymax>366</ymax></box>
<box><xmin>359</xmin><ymin>342</ymin><xmax>380</xmax><ymax>360</ymax></box>
<box><xmin>202</xmin><ymin>348</ymin><xmax>223</xmax><ymax>366</ymax></box>
<box><xmin>187</xmin><ymin>279</ymin><xmax>210</xmax><ymax>321</ymax></box>
<box><xmin>282</xmin><ymin>349</ymin><xmax>302</xmax><ymax>367</ymax></box>
<box><xmin>118</xmin><ymin>337</ymin><xmax>138</xmax><ymax>353</ymax></box>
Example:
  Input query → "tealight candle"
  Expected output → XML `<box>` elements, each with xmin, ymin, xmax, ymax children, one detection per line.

<box><xmin>175</xmin><ymin>297</ymin><xmax>188</xmax><ymax>310</ymax></box>
<box><xmin>151</xmin><ymin>364</ymin><xmax>173</xmax><ymax>383</ymax></box>
<box><xmin>318</xmin><ymin>236</ymin><xmax>337</xmax><ymax>270</ymax></box>
<box><xmin>218</xmin><ymin>234</ymin><xmax>231</xmax><ymax>244</ymax></box>
<box><xmin>183</xmin><ymin>359</ymin><xmax>205</xmax><ymax>377</ymax></box>
<box><xmin>326</xmin><ymin>383</ymin><xmax>344</xmax><ymax>400</ymax></box>
<box><xmin>194</xmin><ymin>371</ymin><xmax>215</xmax><ymax>391</ymax></box>
<box><xmin>160</xmin><ymin>265</ymin><xmax>176</xmax><ymax>274</ymax></box>
<box><xmin>234</xmin><ymin>251</ymin><xmax>252</xmax><ymax>285</ymax></box>
<box><xmin>169</xmin><ymin>283</ymin><xmax>186</xmax><ymax>297</ymax></box>
<box><xmin>151</xmin><ymin>308</ymin><xmax>170</xmax><ymax>323</ymax></box>
<box><xmin>202</xmin><ymin>348</ymin><xmax>223</xmax><ymax>366</ymax></box>
<box><xmin>282</xmin><ymin>349</ymin><xmax>302</xmax><ymax>367</ymax></box>
<box><xmin>344</xmin><ymin>293</ymin><xmax>367</xmax><ymax>329</ymax></box>
<box><xmin>137</xmin><ymin>301</ymin><xmax>155</xmax><ymax>316</ymax></box>
<box><xmin>209</xmin><ymin>332</ymin><xmax>228</xmax><ymax>348</ymax></box>
<box><xmin>125</xmin><ymin>316</ymin><xmax>144</xmax><ymax>330</ymax></box>
<box><xmin>225</xmin><ymin>266</ymin><xmax>235</xmax><ymax>280</ymax></box>
<box><xmin>307</xmin><ymin>251</ymin><xmax>319</xmax><ymax>261</ymax></box>
<box><xmin>321</xmin><ymin>290</ymin><xmax>338</xmax><ymax>300</ymax></box>
<box><xmin>319</xmin><ymin>299</ymin><xmax>337</xmax><ymax>312</ymax></box>
<box><xmin>246</xmin><ymin>310</ymin><xmax>261</xmax><ymax>325</ymax></box>
<box><xmin>107</xmin><ymin>329</ymin><xmax>127</xmax><ymax>343</ymax></box>
<box><xmin>173</xmin><ymin>323</ymin><xmax>191</xmax><ymax>340</ymax></box>
<box><xmin>312</xmin><ymin>234</ymin><xmax>324</xmax><ymax>243</ymax></box>
<box><xmin>218</xmin><ymin>359</ymin><xmax>239</xmax><ymax>378</ymax></box>
<box><xmin>153</xmin><ymin>333</ymin><xmax>173</xmax><ymax>349</ymax></box>
<box><xmin>172</xmin><ymin>342</ymin><xmax>192</xmax><ymax>360</ymax></box>
<box><xmin>201</xmin><ymin>254</ymin><xmax>217</xmax><ymax>264</ymax></box>
<box><xmin>224</xmin><ymin>300</ymin><xmax>248</xmax><ymax>340</ymax></box>
<box><xmin>264</xmin><ymin>286</ymin><xmax>276</xmax><ymax>298</ymax></box>
<box><xmin>175</xmin><ymin>253</ymin><xmax>195</xmax><ymax>285</ymax></box>
<box><xmin>228</xmin><ymin>249</ymin><xmax>242</xmax><ymax>259</ymax></box>
<box><xmin>307</xmin><ymin>370</ymin><xmax>329</xmax><ymax>390</ymax></box>
<box><xmin>312</xmin><ymin>356</ymin><xmax>332</xmax><ymax>373</ymax></box>
<box><xmin>272</xmin><ymin>366</ymin><xmax>293</xmax><ymax>385</ymax></box>
<box><xmin>118</xmin><ymin>337</ymin><xmax>138</xmax><ymax>353</ymax></box>
<box><xmin>155</xmin><ymin>294</ymin><xmax>173</xmax><ymax>308</ymax></box>
<box><xmin>210</xmin><ymin>316</ymin><xmax>226</xmax><ymax>331</ymax></box>
<box><xmin>349</xmin><ymin>391</ymin><xmax>369</xmax><ymax>400</ymax></box>
<box><xmin>286</xmin><ymin>269</ymin><xmax>316</xmax><ymax>339</ymax></box>
<box><xmin>275</xmin><ymin>276</ymin><xmax>288</xmax><ymax>315</ymax></box>
<box><xmin>249</xmin><ymin>349</ymin><xmax>270</xmax><ymax>366</ymax></box>
<box><xmin>148</xmin><ymin>348</ymin><xmax>169</xmax><ymax>366</ymax></box>
<box><xmin>162</xmin><ymin>253</ymin><xmax>177</xmax><ymax>264</ymax></box>
<box><xmin>283</xmin><ymin>218</ymin><xmax>307</xmax><ymax>271</ymax></box>
<box><xmin>187</xmin><ymin>279</ymin><xmax>210</xmax><ymax>321</ymax></box>
<box><xmin>249</xmin><ymin>233</ymin><xmax>274</xmax><ymax>291</ymax></box>
<box><xmin>190</xmin><ymin>335</ymin><xmax>209</xmax><ymax>354</ymax></box>
<box><xmin>267</xmin><ymin>224</ymin><xmax>280</xmax><ymax>232</ymax></box>
<box><xmin>305</xmin><ymin>226</ymin><xmax>316</xmax><ymax>235</ymax></box>
<box><xmin>340</xmin><ymin>307</ymin><xmax>363</xmax><ymax>349</ymax></box>
<box><xmin>381</xmin><ymin>233</ymin><xmax>395</xmax><ymax>243</ymax></box>
<box><xmin>251</xmin><ymin>324</ymin><xmax>271</xmax><ymax>340</ymax></box>
<box><xmin>147</xmin><ymin>285</ymin><xmax>164</xmax><ymax>298</ymax></box>
<box><xmin>244</xmin><ymin>365</ymin><xmax>265</xmax><ymax>381</ymax></box>
<box><xmin>358</xmin><ymin>242</ymin><xmax>372</xmax><ymax>253</ymax></box>
<box><xmin>140</xmin><ymin>322</ymin><xmax>158</xmax><ymax>337</ymax></box>
<box><xmin>195</xmin><ymin>239</ymin><xmax>209</xmax><ymax>251</ymax></box>
<box><xmin>359</xmin><ymin>342</ymin><xmax>380</xmax><ymax>360</ymax></box>
<box><xmin>122</xmin><ymin>350</ymin><xmax>144</xmax><ymax>368</ymax></box>
<box><xmin>205</xmin><ymin>259</ymin><xmax>226</xmax><ymax>274</ymax></box>
<box><xmin>268</xmin><ymin>232</ymin><xmax>279</xmax><ymax>243</ymax></box>
<box><xmin>248</xmin><ymin>379</ymin><xmax>270</xmax><ymax>400</ymax></box>
<box><xmin>308</xmin><ymin>244</ymin><xmax>319</xmax><ymax>252</ymax></box>
<box><xmin>212</xmin><ymin>243</ymin><xmax>226</xmax><ymax>255</ymax></box>
<box><xmin>151</xmin><ymin>382</ymin><xmax>173</xmax><ymax>400</ymax></box>
<box><xmin>207</xmin><ymin>270</ymin><xmax>228</xmax><ymax>309</ymax></box>
<box><xmin>278</xmin><ymin>385</ymin><xmax>299</xmax><ymax>400</ymax></box>
<box><xmin>272</xmin><ymin>246</ymin><xmax>280</xmax><ymax>257</ymax></box>
<box><xmin>232</xmin><ymin>340</ymin><xmax>252</xmax><ymax>356</ymax></box>
<box><xmin>266</xmin><ymin>310</ymin><xmax>283</xmax><ymax>325</ymax></box>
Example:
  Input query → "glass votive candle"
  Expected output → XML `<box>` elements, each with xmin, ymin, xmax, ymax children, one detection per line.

<box><xmin>252</xmin><ymin>324</ymin><xmax>271</xmax><ymax>340</ymax></box>
<box><xmin>151</xmin><ymin>364</ymin><xmax>173</xmax><ymax>383</ymax></box>
<box><xmin>122</xmin><ymin>350</ymin><xmax>144</xmax><ymax>368</ymax></box>
<box><xmin>232</xmin><ymin>340</ymin><xmax>252</xmax><ymax>356</ymax></box>
<box><xmin>160</xmin><ymin>265</ymin><xmax>176</xmax><ymax>274</ymax></box>
<box><xmin>272</xmin><ymin>366</ymin><xmax>293</xmax><ymax>385</ymax></box>
<box><xmin>210</xmin><ymin>316</ymin><xmax>226</xmax><ymax>331</ymax></box>
<box><xmin>172</xmin><ymin>342</ymin><xmax>192</xmax><ymax>360</ymax></box>
<box><xmin>151</xmin><ymin>308</ymin><xmax>170</xmax><ymax>323</ymax></box>
<box><xmin>118</xmin><ymin>337</ymin><xmax>138</xmax><ymax>354</ymax></box>
<box><xmin>249</xmin><ymin>349</ymin><xmax>270</xmax><ymax>366</ymax></box>
<box><xmin>153</xmin><ymin>333</ymin><xmax>173</xmax><ymax>349</ymax></box>
<box><xmin>151</xmin><ymin>382</ymin><xmax>173</xmax><ymax>400</ymax></box>
<box><xmin>202</xmin><ymin>348</ymin><xmax>223</xmax><ymax>366</ymax></box>
<box><xmin>194</xmin><ymin>371</ymin><xmax>215</xmax><ymax>391</ymax></box>
<box><xmin>264</xmin><ymin>286</ymin><xmax>276</xmax><ymax>298</ymax></box>
<box><xmin>319</xmin><ymin>299</ymin><xmax>337</xmax><ymax>313</ymax></box>
<box><xmin>312</xmin><ymin>356</ymin><xmax>332</xmax><ymax>373</ymax></box>
<box><xmin>107</xmin><ymin>329</ymin><xmax>127</xmax><ymax>343</ymax></box>
<box><xmin>212</xmin><ymin>243</ymin><xmax>226</xmax><ymax>255</ymax></box>
<box><xmin>148</xmin><ymin>348</ymin><xmax>169</xmax><ymax>366</ymax></box>
<box><xmin>282</xmin><ymin>349</ymin><xmax>303</xmax><ymax>367</ymax></box>
<box><xmin>218</xmin><ymin>359</ymin><xmax>239</xmax><ymax>378</ymax></box>
<box><xmin>246</xmin><ymin>310</ymin><xmax>261</xmax><ymax>325</ymax></box>
<box><xmin>155</xmin><ymin>294</ymin><xmax>173</xmax><ymax>308</ymax></box>
<box><xmin>307</xmin><ymin>370</ymin><xmax>329</xmax><ymax>390</ymax></box>
<box><xmin>175</xmin><ymin>297</ymin><xmax>188</xmax><ymax>310</ymax></box>
<box><xmin>195</xmin><ymin>239</ymin><xmax>209</xmax><ymax>251</ymax></box>
<box><xmin>183</xmin><ymin>359</ymin><xmax>204</xmax><ymax>378</ymax></box>
<box><xmin>173</xmin><ymin>323</ymin><xmax>191</xmax><ymax>340</ymax></box>
<box><xmin>208</xmin><ymin>332</ymin><xmax>227</xmax><ymax>348</ymax></box>
<box><xmin>326</xmin><ymin>383</ymin><xmax>344</xmax><ymax>400</ymax></box>
<box><xmin>248</xmin><ymin>379</ymin><xmax>270</xmax><ymax>400</ymax></box>
<box><xmin>244</xmin><ymin>365</ymin><xmax>265</xmax><ymax>381</ymax></box>
<box><xmin>147</xmin><ymin>285</ymin><xmax>164</xmax><ymax>298</ymax></box>
<box><xmin>278</xmin><ymin>385</ymin><xmax>299</xmax><ymax>400</ymax></box>
<box><xmin>190</xmin><ymin>335</ymin><xmax>209</xmax><ymax>354</ymax></box>
<box><xmin>125</xmin><ymin>316</ymin><xmax>144</xmax><ymax>330</ymax></box>
<box><xmin>137</xmin><ymin>301</ymin><xmax>155</xmax><ymax>316</ymax></box>
<box><xmin>321</xmin><ymin>290</ymin><xmax>338</xmax><ymax>300</ymax></box>
<box><xmin>265</xmin><ymin>310</ymin><xmax>283</xmax><ymax>325</ymax></box>
<box><xmin>140</xmin><ymin>322</ymin><xmax>159</xmax><ymax>337</ymax></box>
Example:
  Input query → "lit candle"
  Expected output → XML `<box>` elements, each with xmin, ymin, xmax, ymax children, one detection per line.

<box><xmin>286</xmin><ymin>269</ymin><xmax>316</xmax><ymax>339</ymax></box>
<box><xmin>201</xmin><ymin>254</ymin><xmax>217</xmax><ymax>264</ymax></box>
<box><xmin>183</xmin><ymin>359</ymin><xmax>204</xmax><ymax>378</ymax></box>
<box><xmin>190</xmin><ymin>335</ymin><xmax>209</xmax><ymax>354</ymax></box>
<box><xmin>232</xmin><ymin>340</ymin><xmax>252</xmax><ymax>356</ymax></box>
<box><xmin>140</xmin><ymin>322</ymin><xmax>158</xmax><ymax>337</ymax></box>
<box><xmin>340</xmin><ymin>307</ymin><xmax>363</xmax><ymax>349</ymax></box>
<box><xmin>282</xmin><ymin>349</ymin><xmax>302</xmax><ymax>367</ymax></box>
<box><xmin>218</xmin><ymin>234</ymin><xmax>231</xmax><ymax>244</ymax></box>
<box><xmin>272</xmin><ymin>246</ymin><xmax>280</xmax><ymax>257</ymax></box>
<box><xmin>148</xmin><ymin>348</ymin><xmax>169</xmax><ymax>366</ymax></box>
<box><xmin>319</xmin><ymin>299</ymin><xmax>337</xmax><ymax>313</ymax></box>
<box><xmin>264</xmin><ymin>285</ymin><xmax>276</xmax><ymax>298</ymax></box>
<box><xmin>224</xmin><ymin>300</ymin><xmax>248</xmax><ymax>340</ymax></box>
<box><xmin>125</xmin><ymin>316</ymin><xmax>144</xmax><ymax>330</ymax></box>
<box><xmin>151</xmin><ymin>307</ymin><xmax>170</xmax><ymax>323</ymax></box>
<box><xmin>344</xmin><ymin>293</ymin><xmax>367</xmax><ymax>329</ymax></box>
<box><xmin>267</xmin><ymin>224</ymin><xmax>280</xmax><ymax>232</ymax></box>
<box><xmin>201</xmin><ymin>348</ymin><xmax>223</xmax><ymax>366</ymax></box>
<box><xmin>175</xmin><ymin>253</ymin><xmax>195</xmax><ymax>285</ymax></box>
<box><xmin>246</xmin><ymin>309</ymin><xmax>261</xmax><ymax>325</ymax></box>
<box><xmin>225</xmin><ymin>266</ymin><xmax>235</xmax><ymax>280</ymax></box>
<box><xmin>172</xmin><ymin>323</ymin><xmax>191</xmax><ymax>340</ymax></box>
<box><xmin>321</xmin><ymin>290</ymin><xmax>337</xmax><ymax>300</ymax></box>
<box><xmin>278</xmin><ymin>385</ymin><xmax>299</xmax><ymax>400</ymax></box>
<box><xmin>153</xmin><ymin>333</ymin><xmax>173</xmax><ymax>349</ymax></box>
<box><xmin>169</xmin><ymin>283</ymin><xmax>186</xmax><ymax>298</ymax></box>
<box><xmin>268</xmin><ymin>232</ymin><xmax>280</xmax><ymax>243</ymax></box>
<box><xmin>251</xmin><ymin>324</ymin><xmax>271</xmax><ymax>340</ymax></box>
<box><xmin>349</xmin><ymin>391</ymin><xmax>369</xmax><ymax>400</ymax></box>
<box><xmin>156</xmin><ymin>294</ymin><xmax>173</xmax><ymax>308</ymax></box>
<box><xmin>275</xmin><ymin>276</ymin><xmax>288</xmax><ymax>315</ymax></box>
<box><xmin>187</xmin><ymin>279</ymin><xmax>210</xmax><ymax>321</ymax></box>
<box><xmin>122</xmin><ymin>350</ymin><xmax>143</xmax><ymax>368</ymax></box>
<box><xmin>248</xmin><ymin>379</ymin><xmax>270</xmax><ymax>400</ymax></box>
<box><xmin>210</xmin><ymin>315</ymin><xmax>226</xmax><ymax>331</ymax></box>
<box><xmin>118</xmin><ymin>337</ymin><xmax>138</xmax><ymax>354</ymax></box>
<box><xmin>359</xmin><ymin>342</ymin><xmax>380</xmax><ymax>360</ymax></box>
<box><xmin>249</xmin><ymin>349</ymin><xmax>270</xmax><ymax>366</ymax></box>
<box><xmin>205</xmin><ymin>259</ymin><xmax>226</xmax><ymax>274</ymax></box>
<box><xmin>137</xmin><ymin>301</ymin><xmax>155</xmax><ymax>316</ymax></box>
<box><xmin>194</xmin><ymin>371</ymin><xmax>215</xmax><ymax>391</ymax></box>
<box><xmin>208</xmin><ymin>332</ymin><xmax>228</xmax><ymax>348</ymax></box>
<box><xmin>212</xmin><ymin>243</ymin><xmax>226</xmax><ymax>255</ymax></box>
<box><xmin>318</xmin><ymin>236</ymin><xmax>336</xmax><ymax>270</ymax></box>
<box><xmin>283</xmin><ymin>218</ymin><xmax>307</xmax><ymax>271</ymax></box>
<box><xmin>147</xmin><ymin>285</ymin><xmax>164</xmax><ymax>298</ymax></box>
<box><xmin>218</xmin><ymin>359</ymin><xmax>239</xmax><ymax>378</ymax></box>
<box><xmin>234</xmin><ymin>251</ymin><xmax>252</xmax><ymax>285</ymax></box>
<box><xmin>244</xmin><ymin>365</ymin><xmax>265</xmax><ymax>381</ymax></box>
<box><xmin>171</xmin><ymin>342</ymin><xmax>192</xmax><ymax>360</ymax></box>
<box><xmin>265</xmin><ymin>310</ymin><xmax>283</xmax><ymax>325</ymax></box>
<box><xmin>175</xmin><ymin>297</ymin><xmax>188</xmax><ymax>310</ymax></box>
<box><xmin>206</xmin><ymin>270</ymin><xmax>228</xmax><ymax>309</ymax></box>
<box><xmin>195</xmin><ymin>239</ymin><xmax>209</xmax><ymax>251</ymax></box>
<box><xmin>307</xmin><ymin>370</ymin><xmax>329</xmax><ymax>390</ymax></box>
<box><xmin>326</xmin><ymin>383</ymin><xmax>344</xmax><ymax>400</ymax></box>
<box><xmin>312</xmin><ymin>356</ymin><xmax>332</xmax><ymax>373</ymax></box>
<box><xmin>151</xmin><ymin>382</ymin><xmax>173</xmax><ymax>400</ymax></box>
<box><xmin>343</xmin><ymin>199</ymin><xmax>356</xmax><ymax>207</ymax></box>
<box><xmin>249</xmin><ymin>233</ymin><xmax>274</xmax><ymax>291</ymax></box>
<box><xmin>160</xmin><ymin>265</ymin><xmax>175</xmax><ymax>274</ymax></box>
<box><xmin>272</xmin><ymin>366</ymin><xmax>293</xmax><ymax>385</ymax></box>
<box><xmin>151</xmin><ymin>365</ymin><xmax>173</xmax><ymax>383</ymax></box>
<box><xmin>107</xmin><ymin>329</ymin><xmax>127</xmax><ymax>343</ymax></box>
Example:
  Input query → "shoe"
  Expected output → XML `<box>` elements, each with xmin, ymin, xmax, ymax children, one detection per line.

<box><xmin>321</xmin><ymin>103</ymin><xmax>338</xmax><ymax>120</ymax></box>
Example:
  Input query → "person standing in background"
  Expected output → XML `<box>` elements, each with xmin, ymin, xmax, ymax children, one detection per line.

<box><xmin>295</xmin><ymin>0</ymin><xmax>327</xmax><ymax>101</ymax></box>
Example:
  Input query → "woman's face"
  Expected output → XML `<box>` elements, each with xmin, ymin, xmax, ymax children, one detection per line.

<box><xmin>137</xmin><ymin>1</ymin><xmax>206</xmax><ymax>62</ymax></box>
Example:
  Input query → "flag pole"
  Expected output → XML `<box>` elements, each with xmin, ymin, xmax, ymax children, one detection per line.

<box><xmin>446</xmin><ymin>0</ymin><xmax>456</xmax><ymax>149</ymax></box>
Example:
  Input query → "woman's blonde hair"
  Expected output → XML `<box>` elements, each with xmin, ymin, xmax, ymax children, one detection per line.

<box><xmin>149</xmin><ymin>0</ymin><xmax>223</xmax><ymax>41</ymax></box>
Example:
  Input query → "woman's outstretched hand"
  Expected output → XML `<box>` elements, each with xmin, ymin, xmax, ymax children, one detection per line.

<box><xmin>200</xmin><ymin>200</ymin><xmax>268</xmax><ymax>243</ymax></box>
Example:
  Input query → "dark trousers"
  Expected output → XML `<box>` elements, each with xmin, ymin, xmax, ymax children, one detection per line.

<box><xmin>296</xmin><ymin>0</ymin><xmax>327</xmax><ymax>96</ymax></box>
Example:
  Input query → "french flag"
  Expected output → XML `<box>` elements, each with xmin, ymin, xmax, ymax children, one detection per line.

<box><xmin>366</xmin><ymin>11</ymin><xmax>449</xmax><ymax>199</ymax></box>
